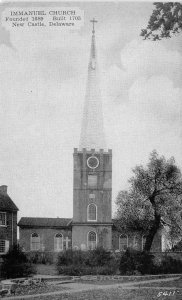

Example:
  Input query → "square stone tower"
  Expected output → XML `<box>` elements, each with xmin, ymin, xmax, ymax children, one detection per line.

<box><xmin>72</xmin><ymin>148</ymin><xmax>112</xmax><ymax>250</ymax></box>
<box><xmin>72</xmin><ymin>19</ymin><xmax>112</xmax><ymax>250</ymax></box>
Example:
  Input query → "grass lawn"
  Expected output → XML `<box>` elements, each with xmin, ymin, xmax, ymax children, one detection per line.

<box><xmin>139</xmin><ymin>277</ymin><xmax>182</xmax><ymax>288</ymax></box>
<box><xmin>79</xmin><ymin>275</ymin><xmax>180</xmax><ymax>285</ymax></box>
<box><xmin>31</xmin><ymin>287</ymin><xmax>182</xmax><ymax>300</ymax></box>
<box><xmin>13</xmin><ymin>284</ymin><xmax>68</xmax><ymax>297</ymax></box>
<box><xmin>3</xmin><ymin>276</ymin><xmax>181</xmax><ymax>299</ymax></box>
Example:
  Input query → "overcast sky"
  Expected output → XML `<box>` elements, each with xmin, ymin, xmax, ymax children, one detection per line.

<box><xmin>0</xmin><ymin>2</ymin><xmax>182</xmax><ymax>221</ymax></box>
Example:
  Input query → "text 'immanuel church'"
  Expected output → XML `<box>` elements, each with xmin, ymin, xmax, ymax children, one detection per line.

<box><xmin>18</xmin><ymin>20</ymin><xmax>162</xmax><ymax>254</ymax></box>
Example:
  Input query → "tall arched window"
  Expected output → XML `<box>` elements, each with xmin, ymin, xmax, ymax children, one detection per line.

<box><xmin>87</xmin><ymin>203</ymin><xmax>97</xmax><ymax>221</ymax></box>
<box><xmin>142</xmin><ymin>235</ymin><xmax>146</xmax><ymax>251</ymax></box>
<box><xmin>54</xmin><ymin>233</ymin><xmax>63</xmax><ymax>252</ymax></box>
<box><xmin>119</xmin><ymin>234</ymin><xmax>128</xmax><ymax>251</ymax></box>
<box><xmin>31</xmin><ymin>233</ymin><xmax>40</xmax><ymax>251</ymax></box>
<box><xmin>88</xmin><ymin>231</ymin><xmax>97</xmax><ymax>250</ymax></box>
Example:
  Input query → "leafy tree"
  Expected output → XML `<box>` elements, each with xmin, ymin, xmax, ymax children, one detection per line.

<box><xmin>141</xmin><ymin>2</ymin><xmax>182</xmax><ymax>40</ymax></box>
<box><xmin>115</xmin><ymin>150</ymin><xmax>182</xmax><ymax>251</ymax></box>
<box><xmin>1</xmin><ymin>245</ymin><xmax>35</xmax><ymax>278</ymax></box>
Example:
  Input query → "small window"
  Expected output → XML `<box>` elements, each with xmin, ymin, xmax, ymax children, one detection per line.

<box><xmin>0</xmin><ymin>240</ymin><xmax>9</xmax><ymax>254</ymax></box>
<box><xmin>142</xmin><ymin>235</ymin><xmax>146</xmax><ymax>251</ymax></box>
<box><xmin>87</xmin><ymin>203</ymin><xmax>97</xmax><ymax>221</ymax></box>
<box><xmin>0</xmin><ymin>240</ymin><xmax>5</xmax><ymax>253</ymax></box>
<box><xmin>88</xmin><ymin>175</ymin><xmax>97</xmax><ymax>188</ymax></box>
<box><xmin>119</xmin><ymin>235</ymin><xmax>128</xmax><ymax>251</ymax></box>
<box><xmin>0</xmin><ymin>212</ymin><xmax>6</xmax><ymax>226</ymax></box>
<box><xmin>54</xmin><ymin>233</ymin><xmax>63</xmax><ymax>252</ymax></box>
<box><xmin>31</xmin><ymin>233</ymin><xmax>40</xmax><ymax>251</ymax></box>
<box><xmin>88</xmin><ymin>231</ymin><xmax>97</xmax><ymax>250</ymax></box>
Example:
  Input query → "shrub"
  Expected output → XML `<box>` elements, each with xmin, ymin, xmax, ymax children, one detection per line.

<box><xmin>57</xmin><ymin>249</ymin><xmax>87</xmax><ymax>266</ymax></box>
<box><xmin>27</xmin><ymin>252</ymin><xmax>54</xmax><ymax>264</ymax></box>
<box><xmin>1</xmin><ymin>245</ymin><xmax>35</xmax><ymax>279</ymax></box>
<box><xmin>119</xmin><ymin>249</ymin><xmax>182</xmax><ymax>275</ymax></box>
<box><xmin>57</xmin><ymin>265</ymin><xmax>88</xmax><ymax>276</ymax></box>
<box><xmin>119</xmin><ymin>249</ymin><xmax>156</xmax><ymax>275</ymax></box>
<box><xmin>159</xmin><ymin>256</ymin><xmax>182</xmax><ymax>274</ymax></box>
<box><xmin>172</xmin><ymin>240</ymin><xmax>182</xmax><ymax>251</ymax></box>
<box><xmin>57</xmin><ymin>264</ymin><xmax>116</xmax><ymax>276</ymax></box>
<box><xmin>85</xmin><ymin>247</ymin><xmax>113</xmax><ymax>267</ymax></box>
<box><xmin>119</xmin><ymin>249</ymin><xmax>136</xmax><ymax>275</ymax></box>
<box><xmin>57</xmin><ymin>247</ymin><xmax>118</xmax><ymax>275</ymax></box>
<box><xmin>57</xmin><ymin>247</ymin><xmax>113</xmax><ymax>267</ymax></box>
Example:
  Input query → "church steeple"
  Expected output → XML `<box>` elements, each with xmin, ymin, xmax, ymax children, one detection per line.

<box><xmin>72</xmin><ymin>20</ymin><xmax>112</xmax><ymax>250</ymax></box>
<box><xmin>79</xmin><ymin>19</ymin><xmax>106</xmax><ymax>150</ymax></box>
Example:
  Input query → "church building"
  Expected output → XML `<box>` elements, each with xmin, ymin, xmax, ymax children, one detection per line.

<box><xmin>18</xmin><ymin>20</ymin><xmax>162</xmax><ymax>254</ymax></box>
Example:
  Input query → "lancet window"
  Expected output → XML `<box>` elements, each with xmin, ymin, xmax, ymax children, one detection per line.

<box><xmin>31</xmin><ymin>233</ymin><xmax>40</xmax><ymax>251</ymax></box>
<box><xmin>88</xmin><ymin>231</ymin><xmax>97</xmax><ymax>250</ymax></box>
<box><xmin>87</xmin><ymin>203</ymin><xmax>97</xmax><ymax>221</ymax></box>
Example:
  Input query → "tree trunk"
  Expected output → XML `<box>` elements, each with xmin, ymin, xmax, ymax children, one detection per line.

<box><xmin>144</xmin><ymin>214</ymin><xmax>161</xmax><ymax>252</ymax></box>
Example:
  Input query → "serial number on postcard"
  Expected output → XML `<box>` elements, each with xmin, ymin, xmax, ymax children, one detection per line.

<box><xmin>157</xmin><ymin>290</ymin><xmax>181</xmax><ymax>297</ymax></box>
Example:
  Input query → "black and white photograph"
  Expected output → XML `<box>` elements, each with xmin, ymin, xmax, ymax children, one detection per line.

<box><xmin>0</xmin><ymin>1</ymin><xmax>182</xmax><ymax>298</ymax></box>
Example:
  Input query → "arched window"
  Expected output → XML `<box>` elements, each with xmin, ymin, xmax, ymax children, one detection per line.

<box><xmin>142</xmin><ymin>235</ymin><xmax>146</xmax><ymax>251</ymax></box>
<box><xmin>54</xmin><ymin>233</ymin><xmax>63</xmax><ymax>252</ymax></box>
<box><xmin>88</xmin><ymin>231</ymin><xmax>97</xmax><ymax>250</ymax></box>
<box><xmin>119</xmin><ymin>234</ymin><xmax>128</xmax><ymax>251</ymax></box>
<box><xmin>31</xmin><ymin>233</ymin><xmax>40</xmax><ymax>251</ymax></box>
<box><xmin>87</xmin><ymin>203</ymin><xmax>97</xmax><ymax>221</ymax></box>
<box><xmin>133</xmin><ymin>235</ymin><xmax>140</xmax><ymax>250</ymax></box>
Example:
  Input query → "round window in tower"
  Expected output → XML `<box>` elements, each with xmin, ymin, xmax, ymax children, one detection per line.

<box><xmin>87</xmin><ymin>156</ymin><xmax>99</xmax><ymax>169</ymax></box>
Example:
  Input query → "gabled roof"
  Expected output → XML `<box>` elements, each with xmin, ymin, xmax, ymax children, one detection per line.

<box><xmin>18</xmin><ymin>217</ymin><xmax>72</xmax><ymax>228</ymax></box>
<box><xmin>0</xmin><ymin>193</ymin><xmax>19</xmax><ymax>212</ymax></box>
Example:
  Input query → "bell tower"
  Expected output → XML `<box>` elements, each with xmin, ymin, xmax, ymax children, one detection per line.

<box><xmin>72</xmin><ymin>19</ymin><xmax>112</xmax><ymax>250</ymax></box>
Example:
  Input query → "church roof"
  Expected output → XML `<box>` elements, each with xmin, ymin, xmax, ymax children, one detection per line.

<box><xmin>18</xmin><ymin>217</ymin><xmax>72</xmax><ymax>228</ymax></box>
<box><xmin>0</xmin><ymin>187</ymin><xmax>19</xmax><ymax>212</ymax></box>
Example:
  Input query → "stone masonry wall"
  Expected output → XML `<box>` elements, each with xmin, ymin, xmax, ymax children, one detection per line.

<box><xmin>19</xmin><ymin>227</ymin><xmax>72</xmax><ymax>252</ymax></box>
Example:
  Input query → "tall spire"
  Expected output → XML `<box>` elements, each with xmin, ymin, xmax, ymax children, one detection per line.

<box><xmin>79</xmin><ymin>19</ymin><xmax>106</xmax><ymax>150</ymax></box>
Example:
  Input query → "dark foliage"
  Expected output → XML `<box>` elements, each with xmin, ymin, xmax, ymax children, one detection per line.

<box><xmin>85</xmin><ymin>247</ymin><xmax>113</xmax><ymax>267</ymax></box>
<box><xmin>119</xmin><ymin>249</ymin><xmax>182</xmax><ymax>275</ymax></box>
<box><xmin>57</xmin><ymin>248</ymin><xmax>182</xmax><ymax>276</ymax></box>
<box><xmin>116</xmin><ymin>150</ymin><xmax>182</xmax><ymax>252</ymax></box>
<box><xmin>57</xmin><ymin>249</ymin><xmax>86</xmax><ymax>266</ymax></box>
<box><xmin>57</xmin><ymin>247</ymin><xmax>118</xmax><ymax>275</ymax></box>
<box><xmin>159</xmin><ymin>256</ymin><xmax>182</xmax><ymax>274</ymax></box>
<box><xmin>141</xmin><ymin>2</ymin><xmax>182</xmax><ymax>40</ymax></box>
<box><xmin>57</xmin><ymin>247</ymin><xmax>113</xmax><ymax>267</ymax></box>
<box><xmin>27</xmin><ymin>252</ymin><xmax>54</xmax><ymax>265</ymax></box>
<box><xmin>172</xmin><ymin>240</ymin><xmax>182</xmax><ymax>251</ymax></box>
<box><xmin>1</xmin><ymin>245</ymin><xmax>35</xmax><ymax>279</ymax></box>
<box><xmin>119</xmin><ymin>249</ymin><xmax>155</xmax><ymax>275</ymax></box>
